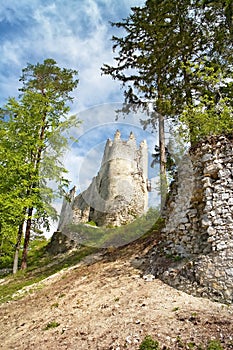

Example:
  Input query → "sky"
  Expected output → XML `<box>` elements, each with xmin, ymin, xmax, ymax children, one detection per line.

<box><xmin>0</xmin><ymin>0</ymin><xmax>145</xmax><ymax>108</ymax></box>
<box><xmin>0</xmin><ymin>0</ymin><xmax>163</xmax><ymax>234</ymax></box>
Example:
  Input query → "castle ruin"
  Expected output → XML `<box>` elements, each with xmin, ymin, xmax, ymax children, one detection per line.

<box><xmin>58</xmin><ymin>130</ymin><xmax>148</xmax><ymax>229</ymax></box>
<box><xmin>146</xmin><ymin>135</ymin><xmax>233</xmax><ymax>304</ymax></box>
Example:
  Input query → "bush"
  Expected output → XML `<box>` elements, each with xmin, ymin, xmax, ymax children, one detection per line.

<box><xmin>139</xmin><ymin>335</ymin><xmax>160</xmax><ymax>350</ymax></box>
<box><xmin>206</xmin><ymin>340</ymin><xmax>223</xmax><ymax>350</ymax></box>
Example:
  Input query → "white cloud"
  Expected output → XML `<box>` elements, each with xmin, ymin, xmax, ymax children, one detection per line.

<box><xmin>0</xmin><ymin>0</ymin><xmax>137</xmax><ymax>107</ymax></box>
<box><xmin>61</xmin><ymin>103</ymin><xmax>159</xmax><ymax>188</ymax></box>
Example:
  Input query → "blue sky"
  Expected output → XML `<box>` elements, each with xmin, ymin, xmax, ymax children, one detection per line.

<box><xmin>0</xmin><ymin>0</ymin><xmax>145</xmax><ymax>108</ymax></box>
<box><xmin>0</xmin><ymin>0</ymin><xmax>162</xmax><ymax>233</ymax></box>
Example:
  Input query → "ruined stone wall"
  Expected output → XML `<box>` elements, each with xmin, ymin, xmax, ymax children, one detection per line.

<box><xmin>58</xmin><ymin>130</ymin><xmax>148</xmax><ymax>229</ymax></box>
<box><xmin>148</xmin><ymin>135</ymin><xmax>233</xmax><ymax>304</ymax></box>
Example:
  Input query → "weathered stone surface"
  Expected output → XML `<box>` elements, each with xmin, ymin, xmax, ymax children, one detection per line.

<box><xmin>58</xmin><ymin>130</ymin><xmax>148</xmax><ymax>229</ymax></box>
<box><xmin>46</xmin><ymin>231</ymin><xmax>79</xmax><ymax>254</ymax></box>
<box><xmin>147</xmin><ymin>135</ymin><xmax>233</xmax><ymax>304</ymax></box>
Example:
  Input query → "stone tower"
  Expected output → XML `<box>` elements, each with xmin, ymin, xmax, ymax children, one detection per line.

<box><xmin>58</xmin><ymin>130</ymin><xmax>148</xmax><ymax>229</ymax></box>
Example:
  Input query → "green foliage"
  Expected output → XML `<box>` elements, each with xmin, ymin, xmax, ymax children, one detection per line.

<box><xmin>138</xmin><ymin>336</ymin><xmax>224</xmax><ymax>350</ymax></box>
<box><xmin>180</xmin><ymin>65</ymin><xmax>233</xmax><ymax>143</ymax></box>
<box><xmin>0</xmin><ymin>244</ymin><xmax>96</xmax><ymax>304</ymax></box>
<box><xmin>206</xmin><ymin>340</ymin><xmax>223</xmax><ymax>350</ymax></box>
<box><xmin>102</xmin><ymin>1</ymin><xmax>194</xmax><ymax>206</ymax></box>
<box><xmin>43</xmin><ymin>321</ymin><xmax>60</xmax><ymax>330</ymax></box>
<box><xmin>86</xmin><ymin>221</ymin><xmax>97</xmax><ymax>227</ymax></box>
<box><xmin>0</xmin><ymin>58</ymin><xmax>80</xmax><ymax>270</ymax></box>
<box><xmin>103</xmin><ymin>0</ymin><xmax>233</xmax><ymax>147</ymax></box>
<box><xmin>0</xmin><ymin>234</ymin><xmax>47</xmax><ymax>271</ymax></box>
<box><xmin>26</xmin><ymin>236</ymin><xmax>48</xmax><ymax>269</ymax></box>
<box><xmin>66</xmin><ymin>207</ymin><xmax>161</xmax><ymax>248</ymax></box>
<box><xmin>139</xmin><ymin>335</ymin><xmax>160</xmax><ymax>350</ymax></box>
<box><xmin>176</xmin><ymin>335</ymin><xmax>185</xmax><ymax>348</ymax></box>
<box><xmin>0</xmin><ymin>225</ymin><xmax>17</xmax><ymax>268</ymax></box>
<box><xmin>102</xmin><ymin>1</ymin><xmax>186</xmax><ymax>116</ymax></box>
<box><xmin>172</xmin><ymin>306</ymin><xmax>180</xmax><ymax>312</ymax></box>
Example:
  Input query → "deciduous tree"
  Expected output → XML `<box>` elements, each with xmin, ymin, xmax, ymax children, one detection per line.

<box><xmin>0</xmin><ymin>59</ymin><xmax>80</xmax><ymax>272</ymax></box>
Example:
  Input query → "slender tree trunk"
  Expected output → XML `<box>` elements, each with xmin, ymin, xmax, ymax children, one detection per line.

<box><xmin>13</xmin><ymin>221</ymin><xmax>24</xmax><ymax>274</ymax></box>
<box><xmin>159</xmin><ymin>112</ymin><xmax>167</xmax><ymax>210</ymax></box>
<box><xmin>21</xmin><ymin>119</ymin><xmax>45</xmax><ymax>271</ymax></box>
<box><xmin>181</xmin><ymin>54</ymin><xmax>195</xmax><ymax>145</ymax></box>
<box><xmin>20</xmin><ymin>118</ymin><xmax>45</xmax><ymax>271</ymax></box>
<box><xmin>21</xmin><ymin>207</ymin><xmax>33</xmax><ymax>270</ymax></box>
<box><xmin>0</xmin><ymin>222</ymin><xmax>3</xmax><ymax>251</ymax></box>
<box><xmin>157</xmin><ymin>76</ymin><xmax>167</xmax><ymax>210</ymax></box>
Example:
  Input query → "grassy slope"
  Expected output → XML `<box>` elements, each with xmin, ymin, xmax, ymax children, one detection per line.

<box><xmin>0</xmin><ymin>245</ymin><xmax>97</xmax><ymax>304</ymax></box>
<box><xmin>0</xmin><ymin>208</ymin><xmax>161</xmax><ymax>304</ymax></box>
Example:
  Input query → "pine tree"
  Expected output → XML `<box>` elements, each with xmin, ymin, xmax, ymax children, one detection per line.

<box><xmin>102</xmin><ymin>0</ymin><xmax>233</xmax><ymax>206</ymax></box>
<box><xmin>102</xmin><ymin>0</ymin><xmax>198</xmax><ymax>207</ymax></box>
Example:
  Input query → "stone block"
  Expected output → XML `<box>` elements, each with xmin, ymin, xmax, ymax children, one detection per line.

<box><xmin>207</xmin><ymin>226</ymin><xmax>216</xmax><ymax>235</ymax></box>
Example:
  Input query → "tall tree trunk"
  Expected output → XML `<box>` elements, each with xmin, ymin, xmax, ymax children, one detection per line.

<box><xmin>0</xmin><ymin>222</ymin><xmax>3</xmax><ymax>251</ymax></box>
<box><xmin>21</xmin><ymin>207</ymin><xmax>33</xmax><ymax>270</ymax></box>
<box><xmin>157</xmin><ymin>76</ymin><xmax>167</xmax><ymax>210</ymax></box>
<box><xmin>159</xmin><ymin>112</ymin><xmax>167</xmax><ymax>210</ymax></box>
<box><xmin>20</xmin><ymin>118</ymin><xmax>45</xmax><ymax>271</ymax></box>
<box><xmin>13</xmin><ymin>221</ymin><xmax>24</xmax><ymax>274</ymax></box>
<box><xmin>182</xmin><ymin>55</ymin><xmax>195</xmax><ymax>144</ymax></box>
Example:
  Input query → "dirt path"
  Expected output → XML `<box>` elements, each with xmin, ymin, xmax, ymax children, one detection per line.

<box><xmin>0</xmin><ymin>249</ymin><xmax>232</xmax><ymax>350</ymax></box>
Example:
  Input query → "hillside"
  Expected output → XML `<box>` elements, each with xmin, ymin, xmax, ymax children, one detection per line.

<box><xmin>0</xmin><ymin>235</ymin><xmax>232</xmax><ymax>350</ymax></box>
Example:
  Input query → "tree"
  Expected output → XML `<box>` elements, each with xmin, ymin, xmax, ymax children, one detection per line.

<box><xmin>179</xmin><ymin>0</ymin><xmax>233</xmax><ymax>142</ymax></box>
<box><xmin>199</xmin><ymin>0</ymin><xmax>233</xmax><ymax>35</ymax></box>
<box><xmin>102</xmin><ymin>0</ymin><xmax>202</xmax><ymax>208</ymax></box>
<box><xmin>0</xmin><ymin>59</ymin><xmax>80</xmax><ymax>272</ymax></box>
<box><xmin>102</xmin><ymin>0</ymin><xmax>233</xmax><ymax>206</ymax></box>
<box><xmin>180</xmin><ymin>65</ymin><xmax>233</xmax><ymax>143</ymax></box>
<box><xmin>0</xmin><ymin>113</ymin><xmax>28</xmax><ymax>270</ymax></box>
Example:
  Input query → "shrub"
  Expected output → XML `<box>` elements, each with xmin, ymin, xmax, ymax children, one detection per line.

<box><xmin>139</xmin><ymin>335</ymin><xmax>160</xmax><ymax>350</ymax></box>
<box><xmin>206</xmin><ymin>340</ymin><xmax>223</xmax><ymax>350</ymax></box>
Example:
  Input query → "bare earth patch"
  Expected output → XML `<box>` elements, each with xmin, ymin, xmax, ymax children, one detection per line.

<box><xmin>0</xmin><ymin>245</ymin><xmax>232</xmax><ymax>350</ymax></box>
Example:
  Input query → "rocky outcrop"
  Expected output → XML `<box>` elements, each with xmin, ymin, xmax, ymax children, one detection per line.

<box><xmin>46</xmin><ymin>231</ymin><xmax>79</xmax><ymax>255</ymax></box>
<box><xmin>147</xmin><ymin>135</ymin><xmax>233</xmax><ymax>304</ymax></box>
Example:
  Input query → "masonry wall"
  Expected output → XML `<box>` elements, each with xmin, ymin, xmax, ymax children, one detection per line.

<box><xmin>148</xmin><ymin>135</ymin><xmax>233</xmax><ymax>304</ymax></box>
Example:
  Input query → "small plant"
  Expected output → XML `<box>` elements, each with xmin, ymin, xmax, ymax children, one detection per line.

<box><xmin>43</xmin><ymin>321</ymin><xmax>60</xmax><ymax>330</ymax></box>
<box><xmin>76</xmin><ymin>298</ymin><xmax>82</xmax><ymax>305</ymax></box>
<box><xmin>206</xmin><ymin>340</ymin><xmax>223</xmax><ymax>350</ymax></box>
<box><xmin>174</xmin><ymin>255</ymin><xmax>183</xmax><ymax>262</ymax></box>
<box><xmin>86</xmin><ymin>221</ymin><xmax>97</xmax><ymax>226</ymax></box>
<box><xmin>172</xmin><ymin>306</ymin><xmax>179</xmax><ymax>312</ymax></box>
<box><xmin>176</xmin><ymin>336</ymin><xmax>185</xmax><ymax>348</ymax></box>
<box><xmin>105</xmin><ymin>224</ymin><xmax>115</xmax><ymax>228</ymax></box>
<box><xmin>50</xmin><ymin>302</ymin><xmax>59</xmax><ymax>308</ymax></box>
<box><xmin>139</xmin><ymin>335</ymin><xmax>160</xmax><ymax>350</ymax></box>
<box><xmin>58</xmin><ymin>293</ymin><xmax>65</xmax><ymax>298</ymax></box>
